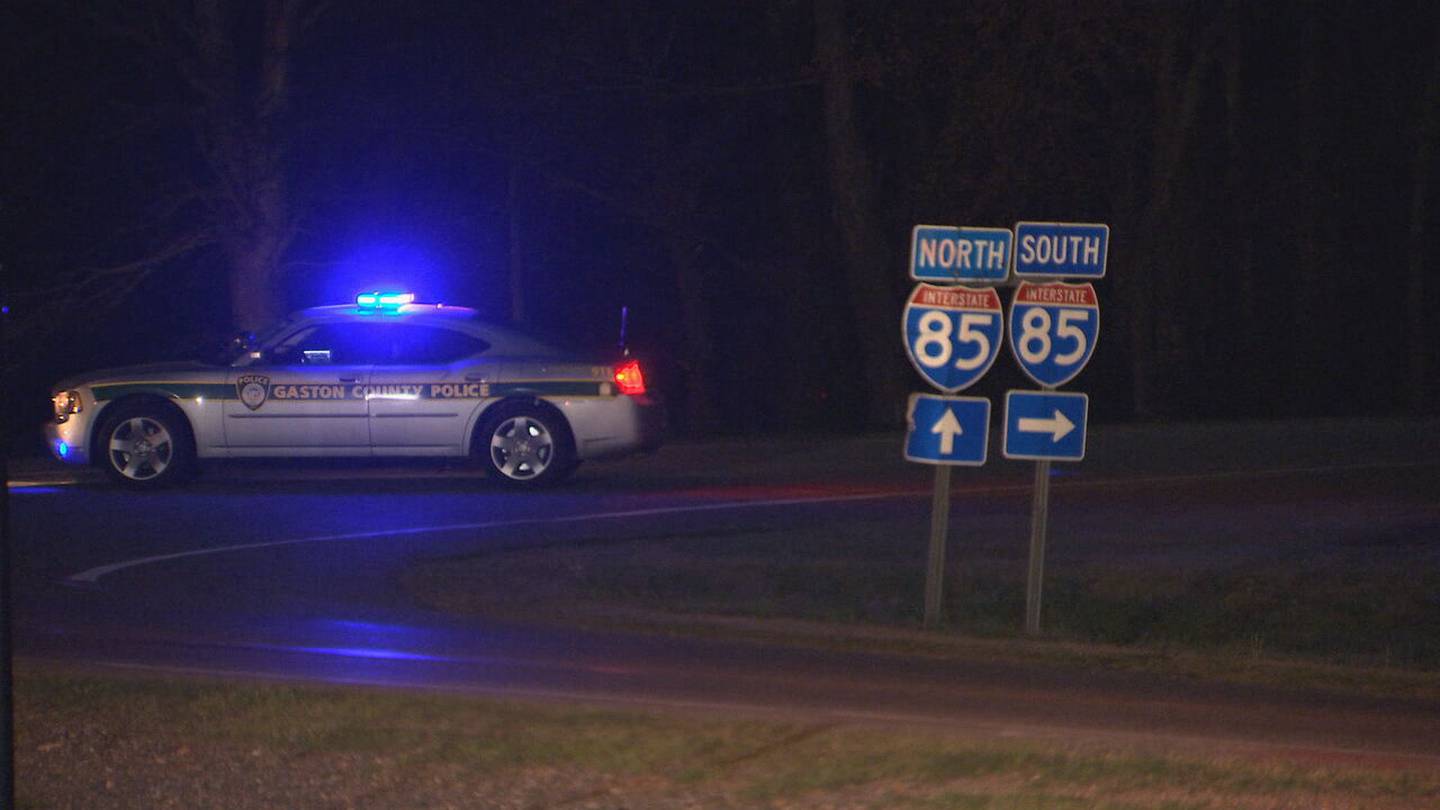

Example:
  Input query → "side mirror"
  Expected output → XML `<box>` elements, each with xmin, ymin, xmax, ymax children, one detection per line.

<box><xmin>228</xmin><ymin>331</ymin><xmax>263</xmax><ymax>365</ymax></box>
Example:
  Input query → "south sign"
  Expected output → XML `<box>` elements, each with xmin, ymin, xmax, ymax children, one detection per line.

<box><xmin>1008</xmin><ymin>281</ymin><xmax>1099</xmax><ymax>388</ymax></box>
<box><xmin>903</xmin><ymin>283</ymin><xmax>1004</xmax><ymax>393</ymax></box>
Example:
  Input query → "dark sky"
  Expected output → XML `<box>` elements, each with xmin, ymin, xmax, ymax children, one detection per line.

<box><xmin>4</xmin><ymin>1</ymin><xmax>1438</xmax><ymax>442</ymax></box>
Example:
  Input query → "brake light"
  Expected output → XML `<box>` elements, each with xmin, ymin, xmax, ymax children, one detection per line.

<box><xmin>613</xmin><ymin>359</ymin><xmax>646</xmax><ymax>396</ymax></box>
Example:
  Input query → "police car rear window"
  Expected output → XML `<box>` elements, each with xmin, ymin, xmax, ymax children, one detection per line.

<box><xmin>272</xmin><ymin>323</ymin><xmax>488</xmax><ymax>366</ymax></box>
<box><xmin>387</xmin><ymin>325</ymin><xmax>489</xmax><ymax>364</ymax></box>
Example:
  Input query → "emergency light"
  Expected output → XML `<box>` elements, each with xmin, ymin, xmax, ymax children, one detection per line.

<box><xmin>356</xmin><ymin>291</ymin><xmax>416</xmax><ymax>309</ymax></box>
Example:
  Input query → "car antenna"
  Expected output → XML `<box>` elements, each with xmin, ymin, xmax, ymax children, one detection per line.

<box><xmin>617</xmin><ymin>305</ymin><xmax>630</xmax><ymax>357</ymax></box>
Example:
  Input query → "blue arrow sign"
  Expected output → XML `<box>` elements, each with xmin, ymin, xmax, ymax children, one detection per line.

<box><xmin>910</xmin><ymin>225</ymin><xmax>1012</xmax><ymax>282</ymax></box>
<box><xmin>1003</xmin><ymin>390</ymin><xmax>1088</xmax><ymax>461</ymax></box>
<box><xmin>1014</xmin><ymin>222</ymin><xmax>1109</xmax><ymax>279</ymax></box>
<box><xmin>905</xmin><ymin>394</ymin><xmax>990</xmax><ymax>466</ymax></box>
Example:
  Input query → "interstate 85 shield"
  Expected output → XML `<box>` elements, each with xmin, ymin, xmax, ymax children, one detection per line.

<box><xmin>903</xmin><ymin>283</ymin><xmax>1004</xmax><ymax>393</ymax></box>
<box><xmin>1008</xmin><ymin>281</ymin><xmax>1099</xmax><ymax>388</ymax></box>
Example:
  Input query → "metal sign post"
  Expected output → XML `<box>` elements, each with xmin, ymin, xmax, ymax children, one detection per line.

<box><xmin>1002</xmin><ymin>389</ymin><xmax>1089</xmax><ymax>634</ymax></box>
<box><xmin>905</xmin><ymin>394</ymin><xmax>991</xmax><ymax>627</ymax></box>
<box><xmin>924</xmin><ymin>465</ymin><xmax>951</xmax><ymax>626</ymax></box>
<box><xmin>903</xmin><ymin>226</ymin><xmax>1009</xmax><ymax>629</ymax></box>
<box><xmin>904</xmin><ymin>220</ymin><xmax>1106</xmax><ymax>635</ymax></box>
<box><xmin>1</xmin><ymin>452</ymin><xmax>12</xmax><ymax>808</ymax></box>
<box><xmin>1006</xmin><ymin>222</ymin><xmax>1106</xmax><ymax>636</ymax></box>
<box><xmin>0</xmin><ymin>273</ymin><xmax>14</xmax><ymax>808</ymax></box>
<box><xmin>1024</xmin><ymin>458</ymin><xmax>1051</xmax><ymax>635</ymax></box>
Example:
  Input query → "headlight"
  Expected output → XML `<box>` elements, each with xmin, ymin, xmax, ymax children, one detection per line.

<box><xmin>52</xmin><ymin>390</ymin><xmax>82</xmax><ymax>423</ymax></box>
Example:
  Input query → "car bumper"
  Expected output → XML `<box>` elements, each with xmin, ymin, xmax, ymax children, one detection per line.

<box><xmin>45</xmin><ymin>417</ymin><xmax>92</xmax><ymax>465</ymax></box>
<box><xmin>563</xmin><ymin>394</ymin><xmax>666</xmax><ymax>461</ymax></box>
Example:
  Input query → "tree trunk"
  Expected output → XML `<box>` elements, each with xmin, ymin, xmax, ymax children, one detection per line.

<box><xmin>227</xmin><ymin>234</ymin><xmax>284</xmax><ymax>333</ymax></box>
<box><xmin>1221</xmin><ymin>0</ymin><xmax>1257</xmax><ymax>408</ymax></box>
<box><xmin>813</xmin><ymin>0</ymin><xmax>908</xmax><ymax>426</ymax></box>
<box><xmin>507</xmin><ymin>162</ymin><xmax>526</xmax><ymax>325</ymax></box>
<box><xmin>671</xmin><ymin>238</ymin><xmax>721</xmax><ymax>433</ymax></box>
<box><xmin>1407</xmin><ymin>17</ymin><xmax>1440</xmax><ymax>414</ymax></box>
<box><xmin>1290</xmin><ymin>8</ymin><xmax>1326</xmax><ymax>406</ymax></box>
<box><xmin>1130</xmin><ymin>5</ymin><xmax>1214</xmax><ymax>418</ymax></box>
<box><xmin>193</xmin><ymin>0</ymin><xmax>297</xmax><ymax>331</ymax></box>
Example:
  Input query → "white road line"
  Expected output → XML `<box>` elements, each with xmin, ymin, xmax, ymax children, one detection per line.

<box><xmin>63</xmin><ymin>458</ymin><xmax>1439</xmax><ymax>585</ymax></box>
<box><xmin>65</xmin><ymin>490</ymin><xmax>913</xmax><ymax>584</ymax></box>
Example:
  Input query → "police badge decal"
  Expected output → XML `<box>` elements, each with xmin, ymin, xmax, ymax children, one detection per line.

<box><xmin>236</xmin><ymin>374</ymin><xmax>271</xmax><ymax>411</ymax></box>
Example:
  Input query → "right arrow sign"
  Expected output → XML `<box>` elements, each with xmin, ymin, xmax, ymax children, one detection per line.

<box><xmin>1003</xmin><ymin>390</ymin><xmax>1088</xmax><ymax>461</ymax></box>
<box><xmin>1016</xmin><ymin>409</ymin><xmax>1075</xmax><ymax>442</ymax></box>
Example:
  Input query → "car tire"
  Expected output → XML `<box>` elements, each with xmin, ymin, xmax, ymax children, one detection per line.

<box><xmin>476</xmin><ymin>402</ymin><xmax>576</xmax><ymax>487</ymax></box>
<box><xmin>97</xmin><ymin>403</ymin><xmax>195</xmax><ymax>489</ymax></box>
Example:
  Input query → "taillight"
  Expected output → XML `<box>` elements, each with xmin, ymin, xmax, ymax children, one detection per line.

<box><xmin>613</xmin><ymin>359</ymin><xmax>646</xmax><ymax>396</ymax></box>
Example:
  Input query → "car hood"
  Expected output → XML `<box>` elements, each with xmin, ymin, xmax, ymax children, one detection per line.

<box><xmin>54</xmin><ymin>361</ymin><xmax>221</xmax><ymax>391</ymax></box>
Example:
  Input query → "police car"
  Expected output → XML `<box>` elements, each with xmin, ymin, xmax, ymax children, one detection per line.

<box><xmin>46</xmin><ymin>292</ymin><xmax>664</xmax><ymax>488</ymax></box>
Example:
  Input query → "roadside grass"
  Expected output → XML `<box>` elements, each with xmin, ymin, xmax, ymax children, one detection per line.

<box><xmin>405</xmin><ymin>514</ymin><xmax>1440</xmax><ymax>698</ymax></box>
<box><xmin>17</xmin><ymin>667</ymin><xmax>1440</xmax><ymax>809</ymax></box>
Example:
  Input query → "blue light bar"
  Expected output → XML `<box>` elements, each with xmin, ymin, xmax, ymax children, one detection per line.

<box><xmin>356</xmin><ymin>290</ymin><xmax>416</xmax><ymax>308</ymax></box>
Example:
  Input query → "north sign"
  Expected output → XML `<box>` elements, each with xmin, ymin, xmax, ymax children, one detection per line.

<box><xmin>909</xmin><ymin>225</ymin><xmax>1012</xmax><ymax>283</ymax></box>
<box><xmin>905</xmin><ymin>393</ymin><xmax>990</xmax><ymax>466</ymax></box>
<box><xmin>1002</xmin><ymin>390</ymin><xmax>1088</xmax><ymax>461</ymax></box>
<box><xmin>903</xmin><ymin>283</ymin><xmax>1004</xmax><ymax>393</ymax></box>
<box><xmin>1013</xmin><ymin>222</ymin><xmax>1109</xmax><ymax>279</ymax></box>
<box><xmin>1008</xmin><ymin>281</ymin><xmax>1099</xmax><ymax>388</ymax></box>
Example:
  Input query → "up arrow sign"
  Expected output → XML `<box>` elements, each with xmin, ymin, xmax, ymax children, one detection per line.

<box><xmin>1017</xmin><ymin>409</ymin><xmax>1074</xmax><ymax>442</ymax></box>
<box><xmin>930</xmin><ymin>408</ymin><xmax>964</xmax><ymax>454</ymax></box>
<box><xmin>905</xmin><ymin>394</ymin><xmax>989</xmax><ymax>466</ymax></box>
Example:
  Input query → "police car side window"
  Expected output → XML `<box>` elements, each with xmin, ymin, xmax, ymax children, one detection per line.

<box><xmin>381</xmin><ymin>325</ymin><xmax>489</xmax><ymax>365</ymax></box>
<box><xmin>270</xmin><ymin>324</ymin><xmax>386</xmax><ymax>366</ymax></box>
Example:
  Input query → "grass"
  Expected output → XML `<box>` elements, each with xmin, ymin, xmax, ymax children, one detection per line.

<box><xmin>16</xmin><ymin>667</ymin><xmax>1440</xmax><ymax>809</ymax></box>
<box><xmin>404</xmin><ymin>512</ymin><xmax>1440</xmax><ymax>698</ymax></box>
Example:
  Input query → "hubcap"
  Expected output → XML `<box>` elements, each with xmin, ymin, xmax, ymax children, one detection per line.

<box><xmin>490</xmin><ymin>416</ymin><xmax>554</xmax><ymax>480</ymax></box>
<box><xmin>108</xmin><ymin>417</ymin><xmax>174</xmax><ymax>481</ymax></box>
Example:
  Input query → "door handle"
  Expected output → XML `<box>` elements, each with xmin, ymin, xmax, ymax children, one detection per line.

<box><xmin>338</xmin><ymin>376</ymin><xmax>359</xmax><ymax>383</ymax></box>
<box><xmin>464</xmin><ymin>373</ymin><xmax>487</xmax><ymax>381</ymax></box>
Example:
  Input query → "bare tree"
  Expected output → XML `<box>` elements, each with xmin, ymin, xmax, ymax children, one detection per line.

<box><xmin>186</xmin><ymin>0</ymin><xmax>319</xmax><ymax>331</ymax></box>
<box><xmin>813</xmin><ymin>0</ymin><xmax>909</xmax><ymax>426</ymax></box>
<box><xmin>1125</xmin><ymin>3</ymin><xmax>1220</xmax><ymax>417</ymax></box>
<box><xmin>35</xmin><ymin>0</ymin><xmax>324</xmax><ymax>334</ymax></box>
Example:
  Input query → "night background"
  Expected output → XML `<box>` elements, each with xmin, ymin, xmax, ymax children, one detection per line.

<box><xmin>4</xmin><ymin>0</ymin><xmax>1438</xmax><ymax>447</ymax></box>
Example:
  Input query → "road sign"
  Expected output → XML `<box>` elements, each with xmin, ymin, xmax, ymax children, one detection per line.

<box><xmin>903</xmin><ymin>283</ymin><xmax>1004</xmax><ymax>393</ymax></box>
<box><xmin>910</xmin><ymin>225</ymin><xmax>1012</xmax><ymax>283</ymax></box>
<box><xmin>1014</xmin><ymin>222</ymin><xmax>1109</xmax><ymax>278</ymax></box>
<box><xmin>1003</xmin><ymin>390</ymin><xmax>1088</xmax><ymax>461</ymax></box>
<box><xmin>1008</xmin><ymin>281</ymin><xmax>1099</xmax><ymax>388</ymax></box>
<box><xmin>905</xmin><ymin>394</ymin><xmax>990</xmax><ymax>465</ymax></box>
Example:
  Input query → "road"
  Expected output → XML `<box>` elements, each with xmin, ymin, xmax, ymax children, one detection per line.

<box><xmin>9</xmin><ymin>418</ymin><xmax>1440</xmax><ymax>768</ymax></box>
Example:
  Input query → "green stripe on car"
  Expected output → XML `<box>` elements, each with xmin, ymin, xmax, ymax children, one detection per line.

<box><xmin>92</xmin><ymin>383</ymin><xmax>236</xmax><ymax>401</ymax></box>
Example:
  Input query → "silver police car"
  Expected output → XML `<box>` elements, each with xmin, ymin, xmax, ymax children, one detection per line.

<box><xmin>46</xmin><ymin>292</ymin><xmax>663</xmax><ymax>487</ymax></box>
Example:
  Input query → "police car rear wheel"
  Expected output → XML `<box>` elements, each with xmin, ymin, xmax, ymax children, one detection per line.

<box><xmin>479</xmin><ymin>405</ymin><xmax>574</xmax><ymax>486</ymax></box>
<box><xmin>100</xmin><ymin>405</ymin><xmax>194</xmax><ymax>488</ymax></box>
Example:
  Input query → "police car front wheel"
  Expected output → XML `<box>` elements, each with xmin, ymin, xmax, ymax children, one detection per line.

<box><xmin>478</xmin><ymin>405</ymin><xmax>574</xmax><ymax>486</ymax></box>
<box><xmin>99</xmin><ymin>404</ymin><xmax>195</xmax><ymax>488</ymax></box>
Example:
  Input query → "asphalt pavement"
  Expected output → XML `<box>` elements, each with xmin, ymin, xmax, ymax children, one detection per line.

<box><xmin>9</xmin><ymin>418</ymin><xmax>1440</xmax><ymax>767</ymax></box>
